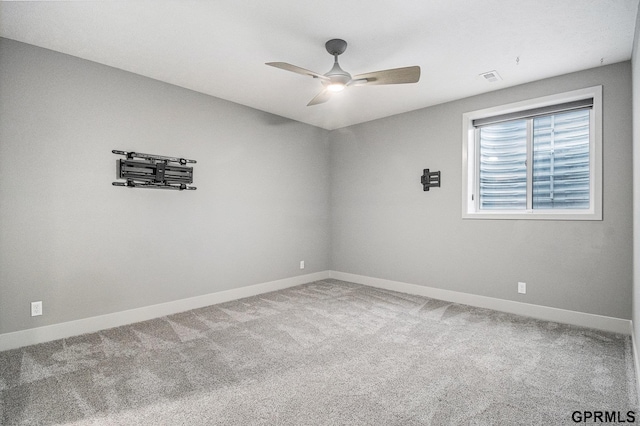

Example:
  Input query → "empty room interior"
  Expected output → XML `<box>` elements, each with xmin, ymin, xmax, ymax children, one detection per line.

<box><xmin>3</xmin><ymin>1</ymin><xmax>640</xmax><ymax>424</ymax></box>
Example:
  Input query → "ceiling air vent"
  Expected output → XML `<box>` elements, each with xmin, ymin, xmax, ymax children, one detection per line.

<box><xmin>480</xmin><ymin>70</ymin><xmax>502</xmax><ymax>83</ymax></box>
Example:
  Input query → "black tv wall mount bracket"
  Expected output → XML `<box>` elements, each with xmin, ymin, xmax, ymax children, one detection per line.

<box><xmin>112</xmin><ymin>150</ymin><xmax>197</xmax><ymax>190</ymax></box>
<box><xmin>421</xmin><ymin>169</ymin><xmax>440</xmax><ymax>191</ymax></box>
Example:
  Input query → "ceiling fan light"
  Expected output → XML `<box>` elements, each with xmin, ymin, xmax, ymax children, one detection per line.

<box><xmin>327</xmin><ymin>83</ymin><xmax>345</xmax><ymax>92</ymax></box>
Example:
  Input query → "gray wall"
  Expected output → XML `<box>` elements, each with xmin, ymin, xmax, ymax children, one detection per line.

<box><xmin>330</xmin><ymin>62</ymin><xmax>633</xmax><ymax>319</ymax></box>
<box><xmin>632</xmin><ymin>7</ymin><xmax>640</xmax><ymax>358</ymax></box>
<box><xmin>0</xmin><ymin>38</ymin><xmax>331</xmax><ymax>334</ymax></box>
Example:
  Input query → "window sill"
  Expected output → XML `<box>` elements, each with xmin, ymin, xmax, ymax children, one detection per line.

<box><xmin>462</xmin><ymin>210</ymin><xmax>602</xmax><ymax>221</ymax></box>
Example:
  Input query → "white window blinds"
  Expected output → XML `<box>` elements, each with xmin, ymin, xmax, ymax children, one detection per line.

<box><xmin>477</xmin><ymin>107</ymin><xmax>591</xmax><ymax>211</ymax></box>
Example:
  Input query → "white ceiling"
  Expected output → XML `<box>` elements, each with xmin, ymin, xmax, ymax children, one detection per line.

<box><xmin>1</xmin><ymin>0</ymin><xmax>638</xmax><ymax>130</ymax></box>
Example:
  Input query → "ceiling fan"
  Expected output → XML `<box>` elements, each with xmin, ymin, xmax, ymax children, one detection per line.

<box><xmin>266</xmin><ymin>39</ymin><xmax>421</xmax><ymax>106</ymax></box>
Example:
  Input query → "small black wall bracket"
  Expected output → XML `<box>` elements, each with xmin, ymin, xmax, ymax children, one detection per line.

<box><xmin>421</xmin><ymin>169</ymin><xmax>441</xmax><ymax>191</ymax></box>
<box><xmin>112</xmin><ymin>150</ymin><xmax>197</xmax><ymax>190</ymax></box>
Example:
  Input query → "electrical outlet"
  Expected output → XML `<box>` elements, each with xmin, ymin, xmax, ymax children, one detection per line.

<box><xmin>518</xmin><ymin>282</ymin><xmax>526</xmax><ymax>294</ymax></box>
<box><xmin>31</xmin><ymin>301</ymin><xmax>43</xmax><ymax>317</ymax></box>
<box><xmin>300</xmin><ymin>260</ymin><xmax>305</xmax><ymax>269</ymax></box>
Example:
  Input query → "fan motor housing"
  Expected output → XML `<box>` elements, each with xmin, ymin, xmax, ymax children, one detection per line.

<box><xmin>324</xmin><ymin>62</ymin><xmax>351</xmax><ymax>85</ymax></box>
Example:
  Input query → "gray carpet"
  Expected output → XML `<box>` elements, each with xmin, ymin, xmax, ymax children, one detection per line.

<box><xmin>0</xmin><ymin>279</ymin><xmax>637</xmax><ymax>425</ymax></box>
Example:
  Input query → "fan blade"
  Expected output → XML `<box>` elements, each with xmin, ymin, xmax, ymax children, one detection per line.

<box><xmin>266</xmin><ymin>62</ymin><xmax>330</xmax><ymax>81</ymax></box>
<box><xmin>353</xmin><ymin>66</ymin><xmax>420</xmax><ymax>85</ymax></box>
<box><xmin>307</xmin><ymin>90</ymin><xmax>331</xmax><ymax>106</ymax></box>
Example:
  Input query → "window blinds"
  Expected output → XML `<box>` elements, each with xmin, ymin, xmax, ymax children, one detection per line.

<box><xmin>478</xmin><ymin>108</ymin><xmax>590</xmax><ymax>210</ymax></box>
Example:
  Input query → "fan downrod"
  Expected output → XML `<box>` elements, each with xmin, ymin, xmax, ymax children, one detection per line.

<box><xmin>325</xmin><ymin>39</ymin><xmax>347</xmax><ymax>56</ymax></box>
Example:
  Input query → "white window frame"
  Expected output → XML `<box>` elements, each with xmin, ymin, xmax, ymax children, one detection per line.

<box><xmin>462</xmin><ymin>85</ymin><xmax>602</xmax><ymax>220</ymax></box>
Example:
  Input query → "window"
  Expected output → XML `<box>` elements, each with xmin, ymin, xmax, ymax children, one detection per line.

<box><xmin>462</xmin><ymin>86</ymin><xmax>602</xmax><ymax>220</ymax></box>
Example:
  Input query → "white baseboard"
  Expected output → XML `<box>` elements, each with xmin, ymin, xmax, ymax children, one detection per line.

<box><xmin>330</xmin><ymin>271</ymin><xmax>633</xmax><ymax>335</ymax></box>
<box><xmin>0</xmin><ymin>271</ymin><xmax>332</xmax><ymax>352</ymax></box>
<box><xmin>632</xmin><ymin>325</ymin><xmax>640</xmax><ymax>406</ymax></box>
<box><xmin>2</xmin><ymin>270</ymin><xmax>631</xmax><ymax>352</ymax></box>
